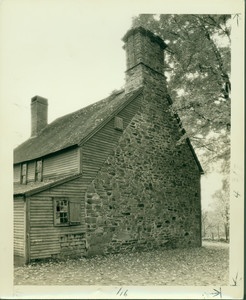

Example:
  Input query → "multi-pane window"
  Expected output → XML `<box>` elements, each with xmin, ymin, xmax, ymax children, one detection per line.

<box><xmin>54</xmin><ymin>198</ymin><xmax>81</xmax><ymax>226</ymax></box>
<box><xmin>54</xmin><ymin>199</ymin><xmax>69</xmax><ymax>225</ymax></box>
<box><xmin>35</xmin><ymin>160</ymin><xmax>43</xmax><ymax>182</ymax></box>
<box><xmin>21</xmin><ymin>163</ymin><xmax>27</xmax><ymax>184</ymax></box>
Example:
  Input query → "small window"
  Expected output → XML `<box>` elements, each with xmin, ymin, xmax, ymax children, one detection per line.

<box><xmin>54</xmin><ymin>199</ymin><xmax>69</xmax><ymax>225</ymax></box>
<box><xmin>114</xmin><ymin>116</ymin><xmax>123</xmax><ymax>131</ymax></box>
<box><xmin>21</xmin><ymin>163</ymin><xmax>27</xmax><ymax>184</ymax></box>
<box><xmin>54</xmin><ymin>198</ymin><xmax>81</xmax><ymax>226</ymax></box>
<box><xmin>35</xmin><ymin>160</ymin><xmax>43</xmax><ymax>182</ymax></box>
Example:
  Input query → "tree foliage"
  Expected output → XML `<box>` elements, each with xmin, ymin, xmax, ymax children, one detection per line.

<box><xmin>201</xmin><ymin>177</ymin><xmax>230</xmax><ymax>241</ymax></box>
<box><xmin>211</xmin><ymin>178</ymin><xmax>230</xmax><ymax>241</ymax></box>
<box><xmin>132</xmin><ymin>14</ymin><xmax>231</xmax><ymax>173</ymax></box>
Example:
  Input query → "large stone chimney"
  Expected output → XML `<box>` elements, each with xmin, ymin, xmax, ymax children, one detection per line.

<box><xmin>122</xmin><ymin>27</ymin><xmax>168</xmax><ymax>94</ymax></box>
<box><xmin>31</xmin><ymin>95</ymin><xmax>48</xmax><ymax>137</ymax></box>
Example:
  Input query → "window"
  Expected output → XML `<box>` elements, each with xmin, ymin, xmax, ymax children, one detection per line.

<box><xmin>114</xmin><ymin>116</ymin><xmax>123</xmax><ymax>131</ymax></box>
<box><xmin>21</xmin><ymin>163</ymin><xmax>27</xmax><ymax>184</ymax></box>
<box><xmin>55</xmin><ymin>199</ymin><xmax>68</xmax><ymax>225</ymax></box>
<box><xmin>35</xmin><ymin>160</ymin><xmax>43</xmax><ymax>182</ymax></box>
<box><xmin>54</xmin><ymin>198</ymin><xmax>81</xmax><ymax>226</ymax></box>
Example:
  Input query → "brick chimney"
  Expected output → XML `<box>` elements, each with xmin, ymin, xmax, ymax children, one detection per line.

<box><xmin>122</xmin><ymin>27</ymin><xmax>168</xmax><ymax>94</ymax></box>
<box><xmin>31</xmin><ymin>95</ymin><xmax>48</xmax><ymax>137</ymax></box>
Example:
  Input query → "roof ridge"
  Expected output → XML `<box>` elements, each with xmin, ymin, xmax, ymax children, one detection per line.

<box><xmin>79</xmin><ymin>87</ymin><xmax>143</xmax><ymax>146</ymax></box>
<box><xmin>49</xmin><ymin>89</ymin><xmax>125</xmax><ymax>126</ymax></box>
<box><xmin>14</xmin><ymin>88</ymin><xmax>132</xmax><ymax>163</ymax></box>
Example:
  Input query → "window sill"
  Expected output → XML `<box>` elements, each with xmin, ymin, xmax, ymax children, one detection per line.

<box><xmin>54</xmin><ymin>223</ymin><xmax>70</xmax><ymax>227</ymax></box>
<box><xmin>54</xmin><ymin>223</ymin><xmax>81</xmax><ymax>227</ymax></box>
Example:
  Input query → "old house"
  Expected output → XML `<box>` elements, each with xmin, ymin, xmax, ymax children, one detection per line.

<box><xmin>14</xmin><ymin>27</ymin><xmax>203</xmax><ymax>265</ymax></box>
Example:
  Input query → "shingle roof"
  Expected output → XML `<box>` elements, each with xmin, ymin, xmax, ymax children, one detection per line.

<box><xmin>14</xmin><ymin>88</ymin><xmax>142</xmax><ymax>164</ymax></box>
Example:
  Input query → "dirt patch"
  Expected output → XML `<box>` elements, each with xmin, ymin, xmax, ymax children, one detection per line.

<box><xmin>14</xmin><ymin>241</ymin><xmax>229</xmax><ymax>286</ymax></box>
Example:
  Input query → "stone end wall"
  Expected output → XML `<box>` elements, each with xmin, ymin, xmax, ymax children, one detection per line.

<box><xmin>84</xmin><ymin>93</ymin><xmax>201</xmax><ymax>256</ymax></box>
<box><xmin>84</xmin><ymin>27</ymin><xmax>201</xmax><ymax>256</ymax></box>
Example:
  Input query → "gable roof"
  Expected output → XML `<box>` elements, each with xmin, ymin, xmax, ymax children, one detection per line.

<box><xmin>14</xmin><ymin>87</ymin><xmax>203</xmax><ymax>175</ymax></box>
<box><xmin>14</xmin><ymin>88</ymin><xmax>143</xmax><ymax>164</ymax></box>
<box><xmin>186</xmin><ymin>138</ymin><xmax>204</xmax><ymax>174</ymax></box>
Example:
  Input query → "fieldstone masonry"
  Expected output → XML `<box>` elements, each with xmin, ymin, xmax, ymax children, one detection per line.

<box><xmin>84</xmin><ymin>27</ymin><xmax>202</xmax><ymax>256</ymax></box>
<box><xmin>85</xmin><ymin>98</ymin><xmax>201</xmax><ymax>256</ymax></box>
<box><xmin>123</xmin><ymin>27</ymin><xmax>167</xmax><ymax>94</ymax></box>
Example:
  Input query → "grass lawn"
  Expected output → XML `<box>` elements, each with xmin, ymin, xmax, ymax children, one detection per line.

<box><xmin>14</xmin><ymin>241</ymin><xmax>229</xmax><ymax>286</ymax></box>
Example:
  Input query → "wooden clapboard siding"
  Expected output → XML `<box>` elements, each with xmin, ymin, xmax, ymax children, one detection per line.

<box><xmin>14</xmin><ymin>161</ymin><xmax>35</xmax><ymax>183</ymax></box>
<box><xmin>24</xmin><ymin>94</ymin><xmax>142</xmax><ymax>261</ymax></box>
<box><xmin>14</xmin><ymin>196</ymin><xmax>26</xmax><ymax>258</ymax></box>
<box><xmin>28</xmin><ymin>176</ymin><xmax>86</xmax><ymax>260</ymax></box>
<box><xmin>79</xmin><ymin>95</ymin><xmax>142</xmax><ymax>224</ymax></box>
<box><xmin>42</xmin><ymin>147</ymin><xmax>79</xmax><ymax>180</ymax></box>
<box><xmin>14</xmin><ymin>164</ymin><xmax>21</xmax><ymax>183</ymax></box>
<box><xmin>82</xmin><ymin>94</ymin><xmax>142</xmax><ymax>179</ymax></box>
<box><xmin>27</xmin><ymin>161</ymin><xmax>35</xmax><ymax>182</ymax></box>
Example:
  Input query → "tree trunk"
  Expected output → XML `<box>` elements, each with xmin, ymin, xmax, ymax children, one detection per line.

<box><xmin>217</xmin><ymin>225</ymin><xmax>220</xmax><ymax>240</ymax></box>
<box><xmin>224</xmin><ymin>223</ymin><xmax>229</xmax><ymax>242</ymax></box>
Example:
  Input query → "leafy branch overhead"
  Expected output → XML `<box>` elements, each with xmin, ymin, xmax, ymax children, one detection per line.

<box><xmin>132</xmin><ymin>14</ymin><xmax>231</xmax><ymax>173</ymax></box>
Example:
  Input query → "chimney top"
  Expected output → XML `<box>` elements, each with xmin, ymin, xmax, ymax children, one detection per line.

<box><xmin>122</xmin><ymin>26</ymin><xmax>167</xmax><ymax>50</ymax></box>
<box><xmin>123</xmin><ymin>26</ymin><xmax>168</xmax><ymax>94</ymax></box>
<box><xmin>31</xmin><ymin>95</ymin><xmax>48</xmax><ymax>137</ymax></box>
<box><xmin>31</xmin><ymin>95</ymin><xmax>48</xmax><ymax>105</ymax></box>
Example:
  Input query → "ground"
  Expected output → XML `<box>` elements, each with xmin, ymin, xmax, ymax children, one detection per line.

<box><xmin>14</xmin><ymin>241</ymin><xmax>229</xmax><ymax>286</ymax></box>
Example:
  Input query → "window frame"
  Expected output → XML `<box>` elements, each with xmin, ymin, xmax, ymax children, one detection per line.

<box><xmin>53</xmin><ymin>197</ymin><xmax>69</xmax><ymax>226</ymax></box>
<box><xmin>35</xmin><ymin>159</ymin><xmax>43</xmax><ymax>182</ymax></box>
<box><xmin>53</xmin><ymin>197</ymin><xmax>81</xmax><ymax>227</ymax></box>
<box><xmin>21</xmin><ymin>163</ymin><xmax>27</xmax><ymax>184</ymax></box>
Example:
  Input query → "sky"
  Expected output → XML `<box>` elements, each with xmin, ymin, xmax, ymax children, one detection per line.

<box><xmin>1</xmin><ymin>0</ymin><xmax>135</xmax><ymax>146</ymax></box>
<box><xmin>0</xmin><ymin>0</ymin><xmax>241</xmax><ymax>210</ymax></box>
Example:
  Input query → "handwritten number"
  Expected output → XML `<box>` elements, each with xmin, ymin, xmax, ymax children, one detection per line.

<box><xmin>233</xmin><ymin>191</ymin><xmax>240</xmax><ymax>198</ymax></box>
<box><xmin>233</xmin><ymin>13</ymin><xmax>241</xmax><ymax>26</ymax></box>
<box><xmin>231</xmin><ymin>272</ymin><xmax>242</xmax><ymax>286</ymax></box>
<box><xmin>116</xmin><ymin>288</ymin><xmax>128</xmax><ymax>297</ymax></box>
<box><xmin>211</xmin><ymin>287</ymin><xmax>222</xmax><ymax>298</ymax></box>
<box><xmin>232</xmin><ymin>272</ymin><xmax>238</xmax><ymax>286</ymax></box>
<box><xmin>203</xmin><ymin>287</ymin><xmax>222</xmax><ymax>298</ymax></box>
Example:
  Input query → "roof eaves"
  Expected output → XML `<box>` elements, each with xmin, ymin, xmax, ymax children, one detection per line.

<box><xmin>14</xmin><ymin>90</ymin><xmax>127</xmax><ymax>164</ymax></box>
<box><xmin>14</xmin><ymin>174</ymin><xmax>81</xmax><ymax>197</ymax></box>
<box><xmin>79</xmin><ymin>87</ymin><xmax>144</xmax><ymax>146</ymax></box>
<box><xmin>186</xmin><ymin>138</ymin><xmax>204</xmax><ymax>175</ymax></box>
<box><xmin>167</xmin><ymin>94</ymin><xmax>204</xmax><ymax>175</ymax></box>
<box><xmin>14</xmin><ymin>144</ymin><xmax>79</xmax><ymax>165</ymax></box>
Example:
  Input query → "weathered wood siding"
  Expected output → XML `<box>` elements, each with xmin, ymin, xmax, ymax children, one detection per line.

<box><xmin>42</xmin><ymin>147</ymin><xmax>79</xmax><ymax>180</ymax></box>
<box><xmin>82</xmin><ymin>94</ymin><xmax>142</xmax><ymax>181</ymax></box>
<box><xmin>27</xmin><ymin>161</ymin><xmax>35</xmax><ymax>182</ymax></box>
<box><xmin>14</xmin><ymin>196</ymin><xmax>26</xmax><ymax>258</ymax></box>
<box><xmin>27</xmin><ymin>95</ymin><xmax>142</xmax><ymax>261</ymax></box>
<box><xmin>28</xmin><ymin>177</ymin><xmax>86</xmax><ymax>260</ymax></box>
<box><xmin>14</xmin><ymin>164</ymin><xmax>21</xmax><ymax>183</ymax></box>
